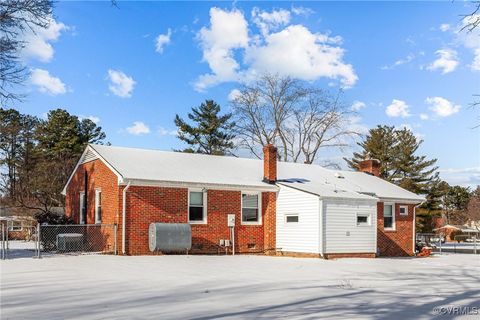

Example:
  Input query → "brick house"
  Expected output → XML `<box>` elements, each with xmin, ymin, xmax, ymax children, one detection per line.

<box><xmin>62</xmin><ymin>144</ymin><xmax>424</xmax><ymax>257</ymax></box>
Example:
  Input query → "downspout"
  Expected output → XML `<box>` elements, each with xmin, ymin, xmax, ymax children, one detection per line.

<box><xmin>122</xmin><ymin>181</ymin><xmax>132</xmax><ymax>255</ymax></box>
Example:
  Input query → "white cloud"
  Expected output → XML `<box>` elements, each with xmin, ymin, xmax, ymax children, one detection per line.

<box><xmin>439</xmin><ymin>23</ymin><xmax>450</xmax><ymax>32</ymax></box>
<box><xmin>440</xmin><ymin>167</ymin><xmax>480</xmax><ymax>188</ymax></box>
<box><xmin>158</xmin><ymin>127</ymin><xmax>177</xmax><ymax>136</ymax></box>
<box><xmin>427</xmin><ymin>49</ymin><xmax>459</xmax><ymax>74</ymax></box>
<box><xmin>195</xmin><ymin>7</ymin><xmax>249</xmax><ymax>91</ymax></box>
<box><xmin>472</xmin><ymin>48</ymin><xmax>480</xmax><ymax>71</ymax></box>
<box><xmin>419</xmin><ymin>113</ymin><xmax>429</xmax><ymax>120</ymax></box>
<box><xmin>228</xmin><ymin>88</ymin><xmax>241</xmax><ymax>101</ymax></box>
<box><xmin>195</xmin><ymin>8</ymin><xmax>357</xmax><ymax>91</ymax></box>
<box><xmin>107</xmin><ymin>69</ymin><xmax>135</xmax><ymax>98</ymax></box>
<box><xmin>425</xmin><ymin>96</ymin><xmax>460</xmax><ymax>117</ymax></box>
<box><xmin>351</xmin><ymin>101</ymin><xmax>366</xmax><ymax>111</ymax></box>
<box><xmin>245</xmin><ymin>25</ymin><xmax>356</xmax><ymax>87</ymax></box>
<box><xmin>457</xmin><ymin>14</ymin><xmax>480</xmax><ymax>71</ymax></box>
<box><xmin>22</xmin><ymin>18</ymin><xmax>67</xmax><ymax>63</ymax></box>
<box><xmin>381</xmin><ymin>53</ymin><xmax>415</xmax><ymax>70</ymax></box>
<box><xmin>127</xmin><ymin>121</ymin><xmax>150</xmax><ymax>135</ymax></box>
<box><xmin>291</xmin><ymin>6</ymin><xmax>315</xmax><ymax>17</ymax></box>
<box><xmin>30</xmin><ymin>68</ymin><xmax>66</xmax><ymax>95</ymax></box>
<box><xmin>79</xmin><ymin>115</ymin><xmax>100</xmax><ymax>124</ymax></box>
<box><xmin>252</xmin><ymin>8</ymin><xmax>291</xmax><ymax>36</ymax></box>
<box><xmin>155</xmin><ymin>28</ymin><xmax>172</xmax><ymax>53</ymax></box>
<box><xmin>386</xmin><ymin>99</ymin><xmax>410</xmax><ymax>118</ymax></box>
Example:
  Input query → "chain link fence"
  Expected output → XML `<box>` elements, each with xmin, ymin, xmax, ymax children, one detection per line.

<box><xmin>1</xmin><ymin>224</ymin><xmax>117</xmax><ymax>259</ymax></box>
<box><xmin>38</xmin><ymin>224</ymin><xmax>117</xmax><ymax>257</ymax></box>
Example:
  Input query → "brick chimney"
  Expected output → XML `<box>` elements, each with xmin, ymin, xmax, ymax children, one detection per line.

<box><xmin>358</xmin><ymin>158</ymin><xmax>381</xmax><ymax>177</ymax></box>
<box><xmin>263</xmin><ymin>144</ymin><xmax>277</xmax><ymax>184</ymax></box>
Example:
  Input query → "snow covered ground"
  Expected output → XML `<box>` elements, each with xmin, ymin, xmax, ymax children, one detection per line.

<box><xmin>1</xmin><ymin>250</ymin><xmax>479</xmax><ymax>320</ymax></box>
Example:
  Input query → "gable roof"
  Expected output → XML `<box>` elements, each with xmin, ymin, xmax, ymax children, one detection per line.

<box><xmin>63</xmin><ymin>144</ymin><xmax>425</xmax><ymax>203</ymax></box>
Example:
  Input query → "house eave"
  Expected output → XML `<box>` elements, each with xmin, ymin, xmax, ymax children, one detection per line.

<box><xmin>121</xmin><ymin>178</ymin><xmax>279</xmax><ymax>192</ymax></box>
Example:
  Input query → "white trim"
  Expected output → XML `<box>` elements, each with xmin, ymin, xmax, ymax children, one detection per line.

<box><xmin>241</xmin><ymin>191</ymin><xmax>262</xmax><ymax>225</ymax></box>
<box><xmin>356</xmin><ymin>212</ymin><xmax>371</xmax><ymax>226</ymax></box>
<box><xmin>79</xmin><ymin>191</ymin><xmax>85</xmax><ymax>224</ymax></box>
<box><xmin>378</xmin><ymin>197</ymin><xmax>424</xmax><ymax>205</ymax></box>
<box><xmin>188</xmin><ymin>188</ymin><xmax>207</xmax><ymax>224</ymax></box>
<box><xmin>399</xmin><ymin>205</ymin><xmax>408</xmax><ymax>216</ymax></box>
<box><xmin>7</xmin><ymin>220</ymin><xmax>22</xmax><ymax>231</ymax></box>
<box><xmin>95</xmin><ymin>189</ymin><xmax>102</xmax><ymax>224</ymax></box>
<box><xmin>122</xmin><ymin>179</ymin><xmax>277</xmax><ymax>193</ymax></box>
<box><xmin>284</xmin><ymin>214</ymin><xmax>299</xmax><ymax>224</ymax></box>
<box><xmin>61</xmin><ymin>145</ymin><xmax>123</xmax><ymax>195</ymax></box>
<box><xmin>383</xmin><ymin>202</ymin><xmax>395</xmax><ymax>231</ymax></box>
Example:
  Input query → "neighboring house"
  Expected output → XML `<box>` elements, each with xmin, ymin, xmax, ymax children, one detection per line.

<box><xmin>0</xmin><ymin>215</ymin><xmax>36</xmax><ymax>240</ymax></box>
<box><xmin>433</xmin><ymin>224</ymin><xmax>480</xmax><ymax>242</ymax></box>
<box><xmin>62</xmin><ymin>144</ymin><xmax>424</xmax><ymax>257</ymax></box>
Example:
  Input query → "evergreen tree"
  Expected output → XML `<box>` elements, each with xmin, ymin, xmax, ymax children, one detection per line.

<box><xmin>174</xmin><ymin>100</ymin><xmax>235</xmax><ymax>155</ymax></box>
<box><xmin>345</xmin><ymin>126</ymin><xmax>397</xmax><ymax>180</ymax></box>
<box><xmin>345</xmin><ymin>125</ymin><xmax>438</xmax><ymax>195</ymax></box>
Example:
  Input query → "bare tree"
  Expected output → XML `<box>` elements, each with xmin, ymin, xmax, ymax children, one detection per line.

<box><xmin>461</xmin><ymin>2</ymin><xmax>480</xmax><ymax>32</ymax></box>
<box><xmin>0</xmin><ymin>0</ymin><xmax>53</xmax><ymax>105</ymax></box>
<box><xmin>231</xmin><ymin>74</ymin><xmax>358</xmax><ymax>164</ymax></box>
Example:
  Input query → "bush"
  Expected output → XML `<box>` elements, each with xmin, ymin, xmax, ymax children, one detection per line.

<box><xmin>34</xmin><ymin>211</ymin><xmax>74</xmax><ymax>225</ymax></box>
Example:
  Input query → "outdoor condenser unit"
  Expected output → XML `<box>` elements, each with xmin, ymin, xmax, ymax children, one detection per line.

<box><xmin>149</xmin><ymin>223</ymin><xmax>192</xmax><ymax>252</ymax></box>
<box><xmin>56</xmin><ymin>233</ymin><xmax>83</xmax><ymax>251</ymax></box>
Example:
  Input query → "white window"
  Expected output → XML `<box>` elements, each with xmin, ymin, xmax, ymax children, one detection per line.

<box><xmin>79</xmin><ymin>192</ymin><xmax>86</xmax><ymax>224</ymax></box>
<box><xmin>8</xmin><ymin>220</ymin><xmax>22</xmax><ymax>231</ymax></box>
<box><xmin>356</xmin><ymin>213</ymin><xmax>370</xmax><ymax>226</ymax></box>
<box><xmin>95</xmin><ymin>189</ymin><xmax>102</xmax><ymax>224</ymax></box>
<box><xmin>241</xmin><ymin>192</ymin><xmax>261</xmax><ymax>224</ymax></box>
<box><xmin>285</xmin><ymin>215</ymin><xmax>299</xmax><ymax>223</ymax></box>
<box><xmin>384</xmin><ymin>203</ymin><xmax>395</xmax><ymax>230</ymax></box>
<box><xmin>399</xmin><ymin>205</ymin><xmax>408</xmax><ymax>216</ymax></box>
<box><xmin>188</xmin><ymin>189</ymin><xmax>207</xmax><ymax>223</ymax></box>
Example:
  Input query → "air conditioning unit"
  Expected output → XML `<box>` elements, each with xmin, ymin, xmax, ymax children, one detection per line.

<box><xmin>56</xmin><ymin>233</ymin><xmax>83</xmax><ymax>251</ymax></box>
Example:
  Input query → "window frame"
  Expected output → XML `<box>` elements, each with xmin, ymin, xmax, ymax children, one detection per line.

<box><xmin>399</xmin><ymin>205</ymin><xmax>408</xmax><ymax>216</ymax></box>
<box><xmin>241</xmin><ymin>191</ymin><xmax>262</xmax><ymax>225</ymax></box>
<box><xmin>79</xmin><ymin>191</ymin><xmax>86</xmax><ymax>224</ymax></box>
<box><xmin>383</xmin><ymin>203</ymin><xmax>396</xmax><ymax>230</ymax></box>
<box><xmin>188</xmin><ymin>188</ymin><xmax>207</xmax><ymax>224</ymax></box>
<box><xmin>95</xmin><ymin>189</ymin><xmax>102</xmax><ymax>224</ymax></box>
<box><xmin>8</xmin><ymin>220</ymin><xmax>22</xmax><ymax>231</ymax></box>
<box><xmin>356</xmin><ymin>213</ymin><xmax>371</xmax><ymax>227</ymax></box>
<box><xmin>285</xmin><ymin>214</ymin><xmax>299</xmax><ymax>224</ymax></box>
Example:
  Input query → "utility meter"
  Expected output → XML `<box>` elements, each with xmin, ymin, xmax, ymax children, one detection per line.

<box><xmin>227</xmin><ymin>214</ymin><xmax>235</xmax><ymax>227</ymax></box>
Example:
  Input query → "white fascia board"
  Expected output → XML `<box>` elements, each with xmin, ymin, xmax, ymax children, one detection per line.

<box><xmin>61</xmin><ymin>145</ymin><xmax>124</xmax><ymax>195</ymax></box>
<box><xmin>121</xmin><ymin>178</ymin><xmax>278</xmax><ymax>192</ymax></box>
<box><xmin>377</xmin><ymin>197</ymin><xmax>425</xmax><ymax>205</ymax></box>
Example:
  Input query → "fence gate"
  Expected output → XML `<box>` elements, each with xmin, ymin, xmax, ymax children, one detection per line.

<box><xmin>38</xmin><ymin>224</ymin><xmax>117</xmax><ymax>257</ymax></box>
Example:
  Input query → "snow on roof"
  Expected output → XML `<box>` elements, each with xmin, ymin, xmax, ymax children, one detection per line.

<box><xmin>88</xmin><ymin>144</ymin><xmax>424</xmax><ymax>202</ymax></box>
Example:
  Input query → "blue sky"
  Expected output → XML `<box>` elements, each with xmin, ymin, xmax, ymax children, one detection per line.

<box><xmin>12</xmin><ymin>1</ymin><xmax>480</xmax><ymax>187</ymax></box>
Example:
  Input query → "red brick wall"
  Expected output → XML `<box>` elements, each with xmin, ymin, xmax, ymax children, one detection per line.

<box><xmin>124</xmin><ymin>186</ymin><xmax>276</xmax><ymax>255</ymax></box>
<box><xmin>377</xmin><ymin>202</ymin><xmax>415</xmax><ymax>256</ymax></box>
<box><xmin>65</xmin><ymin>159</ymin><xmax>119</xmax><ymax>251</ymax></box>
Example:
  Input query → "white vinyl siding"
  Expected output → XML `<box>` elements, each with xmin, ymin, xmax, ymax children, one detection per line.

<box><xmin>276</xmin><ymin>185</ymin><xmax>320</xmax><ymax>254</ymax></box>
<box><xmin>323</xmin><ymin>199</ymin><xmax>377</xmax><ymax>254</ymax></box>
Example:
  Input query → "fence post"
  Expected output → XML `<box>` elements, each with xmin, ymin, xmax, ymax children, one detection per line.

<box><xmin>37</xmin><ymin>223</ymin><xmax>41</xmax><ymax>259</ymax></box>
<box><xmin>114</xmin><ymin>224</ymin><xmax>117</xmax><ymax>255</ymax></box>
<box><xmin>1</xmin><ymin>224</ymin><xmax>4</xmax><ymax>260</ymax></box>
<box><xmin>475</xmin><ymin>236</ymin><xmax>477</xmax><ymax>255</ymax></box>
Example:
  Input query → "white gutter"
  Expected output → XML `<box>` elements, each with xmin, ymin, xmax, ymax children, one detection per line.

<box><xmin>122</xmin><ymin>181</ymin><xmax>132</xmax><ymax>255</ymax></box>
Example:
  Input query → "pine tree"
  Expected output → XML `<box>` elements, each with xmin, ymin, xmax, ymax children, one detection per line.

<box><xmin>174</xmin><ymin>100</ymin><xmax>235</xmax><ymax>155</ymax></box>
<box><xmin>345</xmin><ymin>125</ymin><xmax>398</xmax><ymax>180</ymax></box>
<box><xmin>345</xmin><ymin>125</ymin><xmax>438</xmax><ymax>195</ymax></box>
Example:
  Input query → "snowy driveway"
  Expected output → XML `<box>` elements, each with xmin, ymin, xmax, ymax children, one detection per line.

<box><xmin>1</xmin><ymin>254</ymin><xmax>479</xmax><ymax>319</ymax></box>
